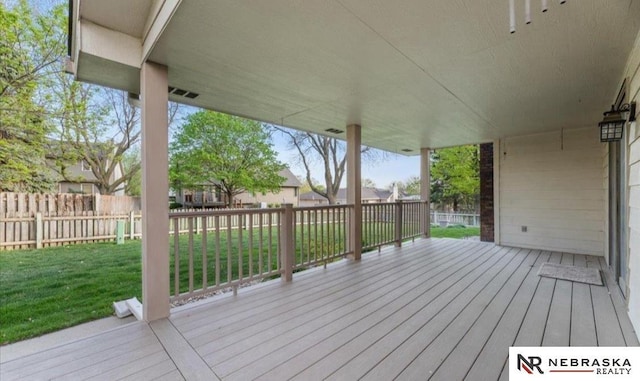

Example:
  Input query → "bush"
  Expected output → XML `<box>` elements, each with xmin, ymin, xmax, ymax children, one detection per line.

<box><xmin>447</xmin><ymin>224</ymin><xmax>466</xmax><ymax>229</ymax></box>
<box><xmin>169</xmin><ymin>202</ymin><xmax>183</xmax><ymax>209</ymax></box>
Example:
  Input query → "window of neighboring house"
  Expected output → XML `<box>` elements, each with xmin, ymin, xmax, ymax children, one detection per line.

<box><xmin>81</xmin><ymin>160</ymin><xmax>91</xmax><ymax>171</ymax></box>
<box><xmin>294</xmin><ymin>188</ymin><xmax>298</xmax><ymax>197</ymax></box>
<box><xmin>80</xmin><ymin>183</ymin><xmax>93</xmax><ymax>194</ymax></box>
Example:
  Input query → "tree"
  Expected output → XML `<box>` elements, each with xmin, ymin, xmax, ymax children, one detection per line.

<box><xmin>430</xmin><ymin>145</ymin><xmax>479</xmax><ymax>212</ymax></box>
<box><xmin>170</xmin><ymin>111</ymin><xmax>286</xmax><ymax>208</ymax></box>
<box><xmin>274</xmin><ymin>128</ymin><xmax>382</xmax><ymax>204</ymax></box>
<box><xmin>404</xmin><ymin>176</ymin><xmax>421</xmax><ymax>195</ymax></box>
<box><xmin>362</xmin><ymin>178</ymin><xmax>376</xmax><ymax>188</ymax></box>
<box><xmin>298</xmin><ymin>176</ymin><xmax>324</xmax><ymax>194</ymax></box>
<box><xmin>49</xmin><ymin>75</ymin><xmax>181</xmax><ymax>195</ymax></box>
<box><xmin>390</xmin><ymin>176</ymin><xmax>420</xmax><ymax>196</ymax></box>
<box><xmin>121</xmin><ymin>147</ymin><xmax>141</xmax><ymax>196</ymax></box>
<box><xmin>0</xmin><ymin>0</ymin><xmax>66</xmax><ymax>192</ymax></box>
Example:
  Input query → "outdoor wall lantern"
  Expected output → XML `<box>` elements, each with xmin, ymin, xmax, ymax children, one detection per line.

<box><xmin>599</xmin><ymin>102</ymin><xmax>636</xmax><ymax>143</ymax></box>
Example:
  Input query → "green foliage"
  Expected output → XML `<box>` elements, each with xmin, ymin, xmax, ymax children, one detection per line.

<box><xmin>430</xmin><ymin>145</ymin><xmax>479</xmax><ymax>211</ymax></box>
<box><xmin>122</xmin><ymin>146</ymin><xmax>141</xmax><ymax>196</ymax></box>
<box><xmin>0</xmin><ymin>0</ymin><xmax>66</xmax><ymax>192</ymax></box>
<box><xmin>170</xmin><ymin>111</ymin><xmax>286</xmax><ymax>207</ymax></box>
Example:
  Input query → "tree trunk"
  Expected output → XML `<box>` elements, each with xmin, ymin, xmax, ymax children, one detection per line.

<box><xmin>226</xmin><ymin>190</ymin><xmax>234</xmax><ymax>208</ymax></box>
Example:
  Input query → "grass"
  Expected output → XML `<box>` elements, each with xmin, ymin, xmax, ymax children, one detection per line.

<box><xmin>0</xmin><ymin>242</ymin><xmax>141</xmax><ymax>345</ymax></box>
<box><xmin>431</xmin><ymin>226</ymin><xmax>480</xmax><ymax>239</ymax></box>
<box><xmin>0</xmin><ymin>226</ymin><xmax>479</xmax><ymax>344</ymax></box>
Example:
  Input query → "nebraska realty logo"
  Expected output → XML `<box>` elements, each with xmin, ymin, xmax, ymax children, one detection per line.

<box><xmin>509</xmin><ymin>347</ymin><xmax>640</xmax><ymax>380</ymax></box>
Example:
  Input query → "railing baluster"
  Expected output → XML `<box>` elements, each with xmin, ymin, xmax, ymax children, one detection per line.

<box><xmin>215</xmin><ymin>215</ymin><xmax>220</xmax><ymax>287</ymax></box>
<box><xmin>299</xmin><ymin>210</ymin><xmax>304</xmax><ymax>267</ymax></box>
<box><xmin>173</xmin><ymin>218</ymin><xmax>180</xmax><ymax>297</ymax></box>
<box><xmin>248</xmin><ymin>213</ymin><xmax>253</xmax><ymax>279</ymax></box>
<box><xmin>227</xmin><ymin>215</ymin><xmax>232</xmax><ymax>285</ymax></box>
<box><xmin>202</xmin><ymin>216</ymin><xmax>207</xmax><ymax>290</ymax></box>
<box><xmin>188</xmin><ymin>217</ymin><xmax>194</xmax><ymax>293</ymax></box>
<box><xmin>258</xmin><ymin>214</ymin><xmax>264</xmax><ymax>275</ymax></box>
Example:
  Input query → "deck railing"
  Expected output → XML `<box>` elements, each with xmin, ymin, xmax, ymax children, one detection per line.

<box><xmin>168</xmin><ymin>208</ymin><xmax>283</xmax><ymax>303</ymax></box>
<box><xmin>362</xmin><ymin>201</ymin><xmax>428</xmax><ymax>250</ymax></box>
<box><xmin>292</xmin><ymin>205</ymin><xmax>352</xmax><ymax>270</ymax></box>
<box><xmin>169</xmin><ymin>202</ymin><xmax>428</xmax><ymax>302</ymax></box>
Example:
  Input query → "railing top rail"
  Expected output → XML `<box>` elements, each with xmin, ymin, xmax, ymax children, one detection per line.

<box><xmin>362</xmin><ymin>200</ymin><xmax>427</xmax><ymax>207</ymax></box>
<box><xmin>169</xmin><ymin>208</ymin><xmax>284</xmax><ymax>218</ymax></box>
<box><xmin>294</xmin><ymin>204</ymin><xmax>352</xmax><ymax>212</ymax></box>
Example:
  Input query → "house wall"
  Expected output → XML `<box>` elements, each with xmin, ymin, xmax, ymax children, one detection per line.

<box><xmin>623</xmin><ymin>30</ymin><xmax>640</xmax><ymax>335</ymax></box>
<box><xmin>498</xmin><ymin>126</ymin><xmax>606</xmax><ymax>255</ymax></box>
<box><xmin>235</xmin><ymin>187</ymin><xmax>299</xmax><ymax>206</ymax></box>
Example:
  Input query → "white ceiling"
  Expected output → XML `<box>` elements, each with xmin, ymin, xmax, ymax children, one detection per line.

<box><xmin>77</xmin><ymin>0</ymin><xmax>640</xmax><ymax>154</ymax></box>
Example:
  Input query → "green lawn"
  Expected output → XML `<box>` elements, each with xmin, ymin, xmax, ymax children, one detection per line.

<box><xmin>0</xmin><ymin>225</ymin><xmax>479</xmax><ymax>344</ymax></box>
<box><xmin>431</xmin><ymin>225</ymin><xmax>480</xmax><ymax>239</ymax></box>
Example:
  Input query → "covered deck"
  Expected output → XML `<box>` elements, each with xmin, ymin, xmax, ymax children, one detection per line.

<box><xmin>2</xmin><ymin>239</ymin><xmax>637</xmax><ymax>380</ymax></box>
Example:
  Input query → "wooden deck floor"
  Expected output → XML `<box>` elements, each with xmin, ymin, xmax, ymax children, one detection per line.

<box><xmin>2</xmin><ymin>239</ymin><xmax>638</xmax><ymax>380</ymax></box>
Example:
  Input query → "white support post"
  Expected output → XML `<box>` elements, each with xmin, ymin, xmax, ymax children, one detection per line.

<box><xmin>141</xmin><ymin>61</ymin><xmax>170</xmax><ymax>322</ymax></box>
<box><xmin>420</xmin><ymin>147</ymin><xmax>431</xmax><ymax>238</ymax></box>
<box><xmin>347</xmin><ymin>124</ymin><xmax>362</xmax><ymax>260</ymax></box>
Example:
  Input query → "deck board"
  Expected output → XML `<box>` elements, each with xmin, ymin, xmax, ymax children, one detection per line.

<box><xmin>450</xmin><ymin>250</ymin><xmax>551</xmax><ymax>381</ymax></box>
<box><xmin>1</xmin><ymin>239</ymin><xmax>638</xmax><ymax>381</ymax></box>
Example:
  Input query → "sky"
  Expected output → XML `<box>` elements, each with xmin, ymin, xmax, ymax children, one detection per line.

<box><xmin>270</xmin><ymin>133</ymin><xmax>421</xmax><ymax>189</ymax></box>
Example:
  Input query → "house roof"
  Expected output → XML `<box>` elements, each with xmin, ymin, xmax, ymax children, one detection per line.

<box><xmin>300</xmin><ymin>187</ymin><xmax>396</xmax><ymax>201</ymax></box>
<box><xmin>280</xmin><ymin>168</ymin><xmax>302</xmax><ymax>188</ymax></box>
<box><xmin>69</xmin><ymin>1</ymin><xmax>640</xmax><ymax>152</ymax></box>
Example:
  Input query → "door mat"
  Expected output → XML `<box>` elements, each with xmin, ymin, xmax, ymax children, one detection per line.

<box><xmin>537</xmin><ymin>263</ymin><xmax>603</xmax><ymax>286</ymax></box>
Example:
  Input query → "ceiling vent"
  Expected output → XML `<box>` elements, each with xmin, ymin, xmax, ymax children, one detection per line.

<box><xmin>325</xmin><ymin>128</ymin><xmax>344</xmax><ymax>134</ymax></box>
<box><xmin>401</xmin><ymin>148</ymin><xmax>413</xmax><ymax>152</ymax></box>
<box><xmin>168</xmin><ymin>86</ymin><xmax>199</xmax><ymax>99</ymax></box>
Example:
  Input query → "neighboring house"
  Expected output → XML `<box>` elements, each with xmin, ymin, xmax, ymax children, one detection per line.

<box><xmin>234</xmin><ymin>168</ymin><xmax>302</xmax><ymax>206</ymax></box>
<box><xmin>299</xmin><ymin>186</ymin><xmax>403</xmax><ymax>207</ymax></box>
<box><xmin>176</xmin><ymin>168</ymin><xmax>302</xmax><ymax>208</ymax></box>
<box><xmin>45</xmin><ymin>140</ymin><xmax>126</xmax><ymax>196</ymax></box>
<box><xmin>56</xmin><ymin>159</ymin><xmax>125</xmax><ymax>196</ymax></box>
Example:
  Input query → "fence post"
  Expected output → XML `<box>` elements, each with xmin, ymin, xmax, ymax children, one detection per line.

<box><xmin>94</xmin><ymin>193</ymin><xmax>101</xmax><ymax>215</ymax></box>
<box><xmin>280</xmin><ymin>204</ymin><xmax>294</xmax><ymax>282</ymax></box>
<box><xmin>129</xmin><ymin>211</ymin><xmax>135</xmax><ymax>240</ymax></box>
<box><xmin>35</xmin><ymin>212</ymin><xmax>43</xmax><ymax>249</ymax></box>
<box><xmin>394</xmin><ymin>200</ymin><xmax>403</xmax><ymax>247</ymax></box>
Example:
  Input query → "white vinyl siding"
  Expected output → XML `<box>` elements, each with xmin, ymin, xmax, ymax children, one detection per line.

<box><xmin>624</xmin><ymin>29</ymin><xmax>640</xmax><ymax>334</ymax></box>
<box><xmin>499</xmin><ymin>127</ymin><xmax>605</xmax><ymax>255</ymax></box>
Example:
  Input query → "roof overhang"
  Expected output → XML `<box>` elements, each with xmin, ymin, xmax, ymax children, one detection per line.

<box><xmin>68</xmin><ymin>0</ymin><xmax>640</xmax><ymax>154</ymax></box>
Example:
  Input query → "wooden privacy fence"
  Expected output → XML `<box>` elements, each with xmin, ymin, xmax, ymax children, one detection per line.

<box><xmin>0</xmin><ymin>211</ymin><xmax>142</xmax><ymax>250</ymax></box>
<box><xmin>0</xmin><ymin>192</ymin><xmax>142</xmax><ymax>250</ymax></box>
<box><xmin>0</xmin><ymin>192</ymin><xmax>141</xmax><ymax>217</ymax></box>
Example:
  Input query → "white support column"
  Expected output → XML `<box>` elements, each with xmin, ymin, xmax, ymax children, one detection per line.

<box><xmin>141</xmin><ymin>61</ymin><xmax>170</xmax><ymax>321</ymax></box>
<box><xmin>347</xmin><ymin>124</ymin><xmax>362</xmax><ymax>260</ymax></box>
<box><xmin>420</xmin><ymin>147</ymin><xmax>431</xmax><ymax>238</ymax></box>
